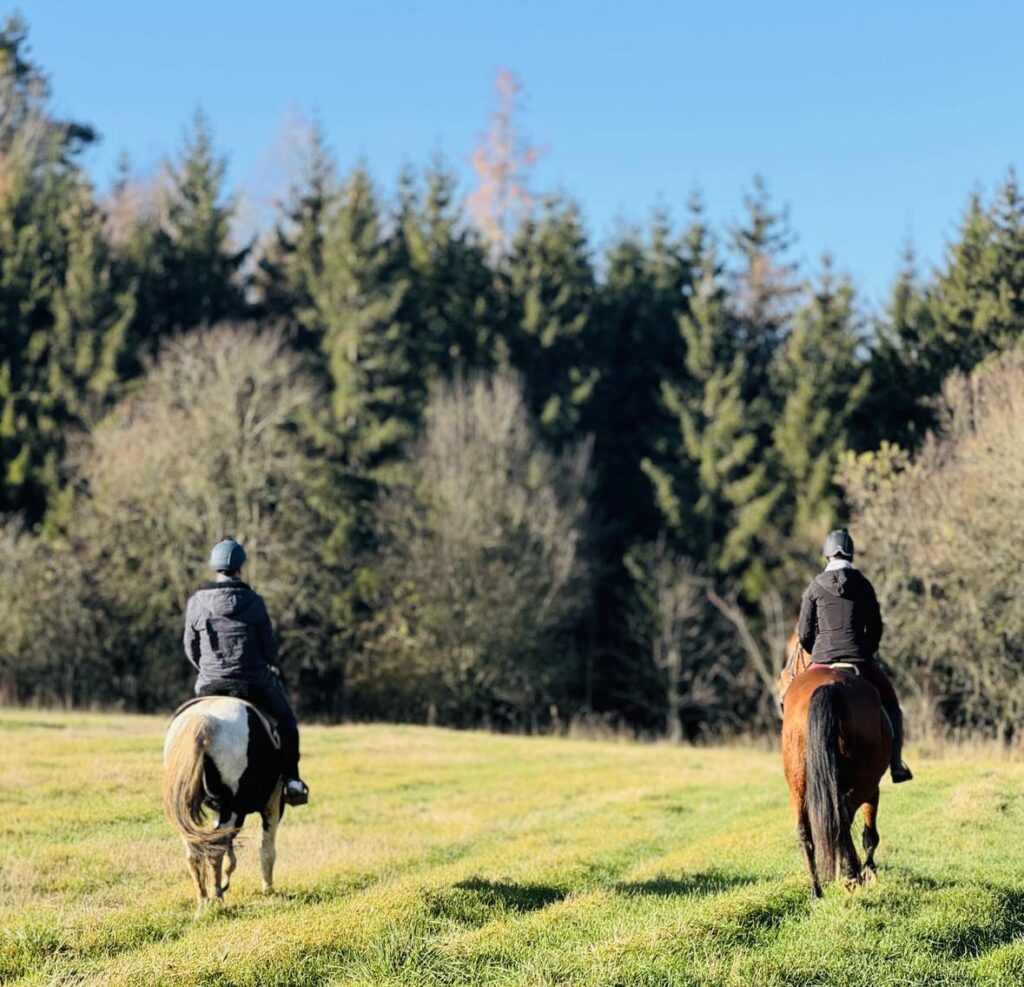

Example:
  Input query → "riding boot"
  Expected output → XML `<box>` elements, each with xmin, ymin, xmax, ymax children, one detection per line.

<box><xmin>889</xmin><ymin>706</ymin><xmax>913</xmax><ymax>783</ymax></box>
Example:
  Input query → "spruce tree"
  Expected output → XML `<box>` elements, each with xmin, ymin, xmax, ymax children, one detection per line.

<box><xmin>316</xmin><ymin>165</ymin><xmax>415</xmax><ymax>479</ymax></box>
<box><xmin>729</xmin><ymin>175</ymin><xmax>798</xmax><ymax>406</ymax></box>
<box><xmin>771</xmin><ymin>257</ymin><xmax>867</xmax><ymax>562</ymax></box>
<box><xmin>399</xmin><ymin>162</ymin><xmax>498</xmax><ymax>378</ymax></box>
<box><xmin>0</xmin><ymin>18</ymin><xmax>126</xmax><ymax>521</ymax></box>
<box><xmin>854</xmin><ymin>245</ymin><xmax>935</xmax><ymax>451</ymax></box>
<box><xmin>643</xmin><ymin>210</ymin><xmax>781</xmax><ymax>597</ymax></box>
<box><xmin>255</xmin><ymin>122</ymin><xmax>337</xmax><ymax>353</ymax></box>
<box><xmin>123</xmin><ymin>111</ymin><xmax>248</xmax><ymax>364</ymax></box>
<box><xmin>505</xmin><ymin>196</ymin><xmax>598</xmax><ymax>448</ymax></box>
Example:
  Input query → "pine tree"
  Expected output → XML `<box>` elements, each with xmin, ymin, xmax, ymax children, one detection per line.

<box><xmin>255</xmin><ymin>122</ymin><xmax>337</xmax><ymax>352</ymax></box>
<box><xmin>643</xmin><ymin>210</ymin><xmax>781</xmax><ymax>597</ymax></box>
<box><xmin>0</xmin><ymin>18</ymin><xmax>126</xmax><ymax>521</ymax></box>
<box><xmin>927</xmin><ymin>192</ymin><xmax>1001</xmax><ymax>379</ymax></box>
<box><xmin>729</xmin><ymin>175</ymin><xmax>798</xmax><ymax>405</ymax></box>
<box><xmin>399</xmin><ymin>162</ymin><xmax>498</xmax><ymax>378</ymax></box>
<box><xmin>854</xmin><ymin>245</ymin><xmax>935</xmax><ymax>451</ymax></box>
<box><xmin>505</xmin><ymin>196</ymin><xmax>597</xmax><ymax>447</ymax></box>
<box><xmin>316</xmin><ymin>165</ymin><xmax>415</xmax><ymax>479</ymax></box>
<box><xmin>771</xmin><ymin>256</ymin><xmax>867</xmax><ymax>564</ymax></box>
<box><xmin>122</xmin><ymin>111</ymin><xmax>248</xmax><ymax>364</ymax></box>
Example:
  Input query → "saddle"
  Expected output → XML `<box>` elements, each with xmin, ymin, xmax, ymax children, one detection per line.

<box><xmin>169</xmin><ymin>695</ymin><xmax>282</xmax><ymax>751</ymax></box>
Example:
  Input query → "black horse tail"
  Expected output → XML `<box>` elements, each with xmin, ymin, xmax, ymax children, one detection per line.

<box><xmin>805</xmin><ymin>683</ymin><xmax>846</xmax><ymax>882</ymax></box>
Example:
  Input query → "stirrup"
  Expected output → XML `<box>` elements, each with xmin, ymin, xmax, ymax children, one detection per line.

<box><xmin>891</xmin><ymin>762</ymin><xmax>913</xmax><ymax>784</ymax></box>
<box><xmin>284</xmin><ymin>778</ymin><xmax>309</xmax><ymax>805</ymax></box>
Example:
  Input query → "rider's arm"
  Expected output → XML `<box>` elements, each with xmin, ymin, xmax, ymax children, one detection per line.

<box><xmin>864</xmin><ymin>581</ymin><xmax>883</xmax><ymax>656</ymax></box>
<box><xmin>255</xmin><ymin>601</ymin><xmax>280</xmax><ymax>669</ymax></box>
<box><xmin>183</xmin><ymin>598</ymin><xmax>201</xmax><ymax>671</ymax></box>
<box><xmin>797</xmin><ymin>587</ymin><xmax>817</xmax><ymax>654</ymax></box>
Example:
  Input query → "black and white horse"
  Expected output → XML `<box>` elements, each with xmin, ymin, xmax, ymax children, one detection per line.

<box><xmin>163</xmin><ymin>697</ymin><xmax>285</xmax><ymax>913</ymax></box>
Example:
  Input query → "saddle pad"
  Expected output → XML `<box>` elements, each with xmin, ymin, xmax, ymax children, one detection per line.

<box><xmin>169</xmin><ymin>696</ymin><xmax>282</xmax><ymax>751</ymax></box>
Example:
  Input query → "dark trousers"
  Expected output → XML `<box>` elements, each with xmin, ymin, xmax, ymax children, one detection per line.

<box><xmin>196</xmin><ymin>671</ymin><xmax>300</xmax><ymax>777</ymax></box>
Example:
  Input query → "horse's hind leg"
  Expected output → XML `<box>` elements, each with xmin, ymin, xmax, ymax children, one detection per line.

<box><xmin>222</xmin><ymin>839</ymin><xmax>238</xmax><ymax>893</ymax></box>
<box><xmin>260</xmin><ymin>784</ymin><xmax>283</xmax><ymax>894</ymax></box>
<box><xmin>839</xmin><ymin>798</ymin><xmax>862</xmax><ymax>890</ymax></box>
<box><xmin>797</xmin><ymin>810</ymin><xmax>822</xmax><ymax>899</ymax></box>
<box><xmin>860</xmin><ymin>790</ymin><xmax>880</xmax><ymax>884</ymax></box>
<box><xmin>211</xmin><ymin>812</ymin><xmax>237</xmax><ymax>901</ymax></box>
<box><xmin>184</xmin><ymin>841</ymin><xmax>207</xmax><ymax>912</ymax></box>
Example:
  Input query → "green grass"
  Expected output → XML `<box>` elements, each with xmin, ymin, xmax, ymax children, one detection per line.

<box><xmin>3</xmin><ymin>712</ymin><xmax>1024</xmax><ymax>986</ymax></box>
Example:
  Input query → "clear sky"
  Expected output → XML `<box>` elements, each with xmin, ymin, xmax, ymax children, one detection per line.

<box><xmin>25</xmin><ymin>0</ymin><xmax>1024</xmax><ymax>307</ymax></box>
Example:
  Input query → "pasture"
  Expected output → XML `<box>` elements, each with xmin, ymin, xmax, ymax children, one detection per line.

<box><xmin>2</xmin><ymin>712</ymin><xmax>1024</xmax><ymax>986</ymax></box>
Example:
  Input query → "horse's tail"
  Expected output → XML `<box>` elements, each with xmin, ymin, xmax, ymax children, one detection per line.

<box><xmin>162</xmin><ymin>713</ymin><xmax>236</xmax><ymax>860</ymax></box>
<box><xmin>805</xmin><ymin>683</ymin><xmax>846</xmax><ymax>882</ymax></box>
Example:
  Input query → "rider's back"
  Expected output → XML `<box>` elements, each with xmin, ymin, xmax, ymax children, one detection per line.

<box><xmin>800</xmin><ymin>567</ymin><xmax>882</xmax><ymax>663</ymax></box>
<box><xmin>185</xmin><ymin>580</ymin><xmax>275</xmax><ymax>687</ymax></box>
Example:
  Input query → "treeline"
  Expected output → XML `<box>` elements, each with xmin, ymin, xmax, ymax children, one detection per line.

<box><xmin>2</xmin><ymin>17</ymin><xmax>1024</xmax><ymax>736</ymax></box>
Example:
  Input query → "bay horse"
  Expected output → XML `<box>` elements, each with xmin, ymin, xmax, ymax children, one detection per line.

<box><xmin>163</xmin><ymin>696</ymin><xmax>285</xmax><ymax>914</ymax></box>
<box><xmin>779</xmin><ymin>632</ymin><xmax>891</xmax><ymax>898</ymax></box>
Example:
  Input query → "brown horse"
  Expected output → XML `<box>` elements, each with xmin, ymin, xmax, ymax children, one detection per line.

<box><xmin>780</xmin><ymin>632</ymin><xmax>891</xmax><ymax>898</ymax></box>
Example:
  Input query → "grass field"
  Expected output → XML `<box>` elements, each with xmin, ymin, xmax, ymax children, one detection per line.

<box><xmin>3</xmin><ymin>713</ymin><xmax>1024</xmax><ymax>986</ymax></box>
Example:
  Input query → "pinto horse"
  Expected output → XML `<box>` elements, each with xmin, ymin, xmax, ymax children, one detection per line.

<box><xmin>163</xmin><ymin>697</ymin><xmax>285</xmax><ymax>913</ymax></box>
<box><xmin>779</xmin><ymin>633</ymin><xmax>891</xmax><ymax>898</ymax></box>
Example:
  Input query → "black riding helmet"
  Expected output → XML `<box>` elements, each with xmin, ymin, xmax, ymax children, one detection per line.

<box><xmin>823</xmin><ymin>528</ymin><xmax>854</xmax><ymax>560</ymax></box>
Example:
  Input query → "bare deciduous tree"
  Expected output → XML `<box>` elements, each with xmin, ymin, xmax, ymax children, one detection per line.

<box><xmin>841</xmin><ymin>348</ymin><xmax>1024</xmax><ymax>738</ymax></box>
<box><xmin>71</xmin><ymin>325</ymin><xmax>340</xmax><ymax>708</ymax></box>
<box><xmin>466</xmin><ymin>69</ymin><xmax>543</xmax><ymax>260</ymax></box>
<box><xmin>359</xmin><ymin>372</ymin><xmax>590</xmax><ymax>727</ymax></box>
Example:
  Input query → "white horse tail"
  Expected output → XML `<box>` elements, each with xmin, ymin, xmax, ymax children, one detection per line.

<box><xmin>163</xmin><ymin>712</ymin><xmax>237</xmax><ymax>860</ymax></box>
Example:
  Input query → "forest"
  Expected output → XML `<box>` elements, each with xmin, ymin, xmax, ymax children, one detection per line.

<box><xmin>2</xmin><ymin>15</ymin><xmax>1023</xmax><ymax>739</ymax></box>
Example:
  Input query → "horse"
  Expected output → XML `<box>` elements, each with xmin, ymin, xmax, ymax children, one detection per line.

<box><xmin>163</xmin><ymin>696</ymin><xmax>285</xmax><ymax>914</ymax></box>
<box><xmin>779</xmin><ymin>631</ymin><xmax>891</xmax><ymax>898</ymax></box>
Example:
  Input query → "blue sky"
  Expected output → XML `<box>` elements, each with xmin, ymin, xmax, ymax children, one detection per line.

<box><xmin>25</xmin><ymin>1</ymin><xmax>1024</xmax><ymax>306</ymax></box>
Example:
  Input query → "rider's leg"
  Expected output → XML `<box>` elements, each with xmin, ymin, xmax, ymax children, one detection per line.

<box><xmin>252</xmin><ymin>675</ymin><xmax>300</xmax><ymax>778</ymax></box>
<box><xmin>250</xmin><ymin>672</ymin><xmax>307</xmax><ymax>803</ymax></box>
<box><xmin>861</xmin><ymin>663</ymin><xmax>913</xmax><ymax>783</ymax></box>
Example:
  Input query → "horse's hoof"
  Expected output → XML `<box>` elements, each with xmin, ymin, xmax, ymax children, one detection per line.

<box><xmin>842</xmin><ymin>876</ymin><xmax>861</xmax><ymax>893</ymax></box>
<box><xmin>261</xmin><ymin>885</ymin><xmax>275</xmax><ymax>896</ymax></box>
<box><xmin>861</xmin><ymin>866</ymin><xmax>877</xmax><ymax>886</ymax></box>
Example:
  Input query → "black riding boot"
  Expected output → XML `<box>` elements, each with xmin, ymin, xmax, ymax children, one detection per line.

<box><xmin>889</xmin><ymin>706</ymin><xmax>913</xmax><ymax>783</ymax></box>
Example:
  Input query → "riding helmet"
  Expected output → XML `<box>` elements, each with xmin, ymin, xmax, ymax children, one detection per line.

<box><xmin>823</xmin><ymin>528</ymin><xmax>854</xmax><ymax>560</ymax></box>
<box><xmin>209</xmin><ymin>538</ymin><xmax>247</xmax><ymax>572</ymax></box>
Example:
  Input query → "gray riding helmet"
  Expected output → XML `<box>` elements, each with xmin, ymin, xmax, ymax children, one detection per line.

<box><xmin>209</xmin><ymin>538</ymin><xmax>247</xmax><ymax>573</ymax></box>
<box><xmin>823</xmin><ymin>528</ymin><xmax>854</xmax><ymax>560</ymax></box>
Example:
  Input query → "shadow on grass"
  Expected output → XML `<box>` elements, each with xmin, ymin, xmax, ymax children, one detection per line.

<box><xmin>615</xmin><ymin>871</ymin><xmax>759</xmax><ymax>898</ymax></box>
<box><xmin>452</xmin><ymin>877</ymin><xmax>567</xmax><ymax>911</ymax></box>
<box><xmin>425</xmin><ymin>878</ymin><xmax>568</xmax><ymax>928</ymax></box>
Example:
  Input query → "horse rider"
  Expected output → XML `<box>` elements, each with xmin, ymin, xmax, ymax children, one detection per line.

<box><xmin>184</xmin><ymin>538</ymin><xmax>309</xmax><ymax>805</ymax></box>
<box><xmin>797</xmin><ymin>528</ymin><xmax>913</xmax><ymax>784</ymax></box>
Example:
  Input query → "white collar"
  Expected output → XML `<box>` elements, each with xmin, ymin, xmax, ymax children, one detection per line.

<box><xmin>825</xmin><ymin>559</ymin><xmax>855</xmax><ymax>571</ymax></box>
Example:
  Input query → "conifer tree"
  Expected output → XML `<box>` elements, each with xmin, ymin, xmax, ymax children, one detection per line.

<box><xmin>316</xmin><ymin>165</ymin><xmax>415</xmax><ymax>480</ymax></box>
<box><xmin>255</xmin><ymin>122</ymin><xmax>337</xmax><ymax>352</ymax></box>
<box><xmin>643</xmin><ymin>210</ymin><xmax>781</xmax><ymax>597</ymax></box>
<box><xmin>123</xmin><ymin>112</ymin><xmax>248</xmax><ymax>363</ymax></box>
<box><xmin>855</xmin><ymin>245</ymin><xmax>935</xmax><ymax>451</ymax></box>
<box><xmin>399</xmin><ymin>162</ymin><xmax>497</xmax><ymax>377</ymax></box>
<box><xmin>729</xmin><ymin>175</ymin><xmax>798</xmax><ymax>405</ymax></box>
<box><xmin>505</xmin><ymin>196</ymin><xmax>598</xmax><ymax>447</ymax></box>
<box><xmin>771</xmin><ymin>257</ymin><xmax>867</xmax><ymax>560</ymax></box>
<box><xmin>0</xmin><ymin>18</ymin><xmax>127</xmax><ymax>521</ymax></box>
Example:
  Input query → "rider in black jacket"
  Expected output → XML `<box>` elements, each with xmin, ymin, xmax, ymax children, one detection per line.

<box><xmin>797</xmin><ymin>529</ymin><xmax>913</xmax><ymax>783</ymax></box>
<box><xmin>184</xmin><ymin>539</ymin><xmax>309</xmax><ymax>805</ymax></box>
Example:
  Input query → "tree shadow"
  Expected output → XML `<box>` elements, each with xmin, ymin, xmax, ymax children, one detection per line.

<box><xmin>451</xmin><ymin>877</ymin><xmax>567</xmax><ymax>912</ymax></box>
<box><xmin>615</xmin><ymin>870</ymin><xmax>760</xmax><ymax>898</ymax></box>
